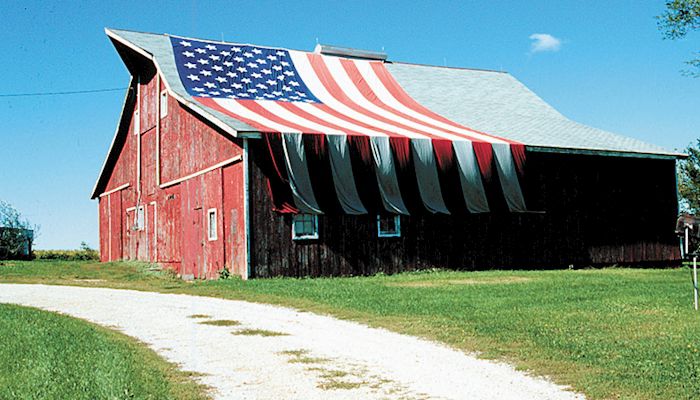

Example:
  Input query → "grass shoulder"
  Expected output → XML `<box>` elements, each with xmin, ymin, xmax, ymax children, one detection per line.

<box><xmin>0</xmin><ymin>303</ymin><xmax>208</xmax><ymax>400</ymax></box>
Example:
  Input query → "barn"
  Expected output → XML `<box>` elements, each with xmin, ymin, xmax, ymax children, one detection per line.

<box><xmin>92</xmin><ymin>28</ymin><xmax>683</xmax><ymax>279</ymax></box>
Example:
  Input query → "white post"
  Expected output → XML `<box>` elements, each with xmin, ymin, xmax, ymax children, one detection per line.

<box><xmin>694</xmin><ymin>256</ymin><xmax>698</xmax><ymax>311</ymax></box>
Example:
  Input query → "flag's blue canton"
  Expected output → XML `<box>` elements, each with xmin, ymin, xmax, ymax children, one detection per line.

<box><xmin>171</xmin><ymin>37</ymin><xmax>320</xmax><ymax>103</ymax></box>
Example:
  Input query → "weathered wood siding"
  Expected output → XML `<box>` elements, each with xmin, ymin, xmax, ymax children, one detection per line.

<box><xmin>97</xmin><ymin>63</ymin><xmax>246</xmax><ymax>278</ymax></box>
<box><xmin>248</xmin><ymin>150</ymin><xmax>680</xmax><ymax>278</ymax></box>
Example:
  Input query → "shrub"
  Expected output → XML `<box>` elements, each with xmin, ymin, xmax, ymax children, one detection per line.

<box><xmin>34</xmin><ymin>242</ymin><xmax>99</xmax><ymax>261</ymax></box>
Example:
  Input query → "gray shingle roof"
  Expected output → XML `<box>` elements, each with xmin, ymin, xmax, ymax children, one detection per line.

<box><xmin>106</xmin><ymin>28</ymin><xmax>681</xmax><ymax>159</ymax></box>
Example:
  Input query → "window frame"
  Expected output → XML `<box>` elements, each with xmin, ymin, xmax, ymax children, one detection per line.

<box><xmin>160</xmin><ymin>90</ymin><xmax>168</xmax><ymax>118</ymax></box>
<box><xmin>291</xmin><ymin>213</ymin><xmax>319</xmax><ymax>240</ymax></box>
<box><xmin>207</xmin><ymin>208</ymin><xmax>217</xmax><ymax>241</ymax></box>
<box><xmin>377</xmin><ymin>214</ymin><xmax>401</xmax><ymax>238</ymax></box>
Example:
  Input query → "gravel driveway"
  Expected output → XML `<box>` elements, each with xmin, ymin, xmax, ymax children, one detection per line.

<box><xmin>0</xmin><ymin>284</ymin><xmax>583</xmax><ymax>400</ymax></box>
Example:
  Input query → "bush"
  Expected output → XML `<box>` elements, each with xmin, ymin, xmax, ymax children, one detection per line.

<box><xmin>34</xmin><ymin>242</ymin><xmax>99</xmax><ymax>261</ymax></box>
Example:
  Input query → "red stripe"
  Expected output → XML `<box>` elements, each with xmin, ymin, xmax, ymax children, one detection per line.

<box><xmin>369</xmin><ymin>62</ymin><xmax>519</xmax><ymax>145</ymax></box>
<box><xmin>472</xmin><ymin>142</ymin><xmax>495</xmax><ymax>181</ymax></box>
<box><xmin>307</xmin><ymin>53</ymin><xmax>443</xmax><ymax>140</ymax></box>
<box><xmin>195</xmin><ymin>97</ymin><xmax>278</xmax><ymax>133</ymax></box>
<box><xmin>236</xmin><ymin>100</ymin><xmax>320</xmax><ymax>134</ymax></box>
<box><xmin>277</xmin><ymin>102</ymin><xmax>377</xmax><ymax>138</ymax></box>
<box><xmin>340</xmin><ymin>60</ymin><xmax>484</xmax><ymax>143</ymax></box>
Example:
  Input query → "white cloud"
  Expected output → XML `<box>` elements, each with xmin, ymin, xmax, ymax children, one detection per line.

<box><xmin>529</xmin><ymin>33</ymin><xmax>562</xmax><ymax>53</ymax></box>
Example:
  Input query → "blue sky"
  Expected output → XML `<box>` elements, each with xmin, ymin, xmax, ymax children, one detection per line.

<box><xmin>1</xmin><ymin>1</ymin><xmax>698</xmax><ymax>249</ymax></box>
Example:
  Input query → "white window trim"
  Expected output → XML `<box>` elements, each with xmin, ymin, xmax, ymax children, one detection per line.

<box><xmin>160</xmin><ymin>90</ymin><xmax>168</xmax><ymax>118</ymax></box>
<box><xmin>377</xmin><ymin>215</ymin><xmax>401</xmax><ymax>238</ymax></box>
<box><xmin>292</xmin><ymin>214</ymin><xmax>319</xmax><ymax>240</ymax></box>
<box><xmin>134</xmin><ymin>77</ymin><xmax>140</xmax><ymax>135</ymax></box>
<box><xmin>207</xmin><ymin>208</ymin><xmax>218</xmax><ymax>241</ymax></box>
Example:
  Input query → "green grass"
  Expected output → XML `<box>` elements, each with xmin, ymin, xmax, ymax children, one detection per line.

<box><xmin>0</xmin><ymin>303</ymin><xmax>208</xmax><ymax>400</ymax></box>
<box><xmin>1</xmin><ymin>259</ymin><xmax>700</xmax><ymax>398</ymax></box>
<box><xmin>197</xmin><ymin>319</ymin><xmax>241</xmax><ymax>327</ymax></box>
<box><xmin>232</xmin><ymin>328</ymin><xmax>288</xmax><ymax>336</ymax></box>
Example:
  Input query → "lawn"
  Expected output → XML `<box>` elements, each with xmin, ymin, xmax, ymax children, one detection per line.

<box><xmin>0</xmin><ymin>302</ymin><xmax>207</xmax><ymax>400</ymax></box>
<box><xmin>1</xmin><ymin>260</ymin><xmax>699</xmax><ymax>399</ymax></box>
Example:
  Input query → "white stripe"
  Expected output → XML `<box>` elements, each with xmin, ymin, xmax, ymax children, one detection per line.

<box><xmin>213</xmin><ymin>98</ymin><xmax>300</xmax><ymax>133</ymax></box>
<box><xmin>354</xmin><ymin>62</ymin><xmax>507</xmax><ymax>144</ymax></box>
<box><xmin>324</xmin><ymin>57</ymin><xmax>465</xmax><ymax>141</ymax></box>
<box><xmin>289</xmin><ymin>51</ymin><xmax>429</xmax><ymax>140</ymax></box>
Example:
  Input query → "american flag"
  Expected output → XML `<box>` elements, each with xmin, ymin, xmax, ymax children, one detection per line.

<box><xmin>169</xmin><ymin>35</ymin><xmax>527</xmax><ymax>214</ymax></box>
<box><xmin>169</xmin><ymin>35</ymin><xmax>514</xmax><ymax>145</ymax></box>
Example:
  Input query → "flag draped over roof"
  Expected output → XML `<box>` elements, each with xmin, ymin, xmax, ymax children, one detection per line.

<box><xmin>170</xmin><ymin>35</ymin><xmax>527</xmax><ymax>215</ymax></box>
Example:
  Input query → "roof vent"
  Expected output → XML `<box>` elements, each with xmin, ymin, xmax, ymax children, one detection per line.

<box><xmin>314</xmin><ymin>44</ymin><xmax>387</xmax><ymax>61</ymax></box>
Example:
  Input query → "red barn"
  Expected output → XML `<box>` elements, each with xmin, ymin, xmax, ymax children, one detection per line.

<box><xmin>92</xmin><ymin>29</ymin><xmax>683</xmax><ymax>279</ymax></box>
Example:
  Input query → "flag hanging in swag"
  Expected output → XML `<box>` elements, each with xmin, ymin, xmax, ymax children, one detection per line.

<box><xmin>170</xmin><ymin>35</ymin><xmax>527</xmax><ymax>215</ymax></box>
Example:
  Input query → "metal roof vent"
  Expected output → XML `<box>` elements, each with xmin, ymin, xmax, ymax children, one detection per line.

<box><xmin>314</xmin><ymin>44</ymin><xmax>387</xmax><ymax>61</ymax></box>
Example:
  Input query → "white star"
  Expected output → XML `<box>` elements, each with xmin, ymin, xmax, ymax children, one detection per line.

<box><xmin>277</xmin><ymin>75</ymin><xmax>285</xmax><ymax>81</ymax></box>
<box><xmin>256</xmin><ymin>58</ymin><xmax>266</xmax><ymax>64</ymax></box>
<box><xmin>215</xmin><ymin>76</ymin><xmax>227</xmax><ymax>83</ymax></box>
<box><xmin>227</xmin><ymin>95</ymin><xmax>237</xmax><ymax>99</ymax></box>
<box><xmin>195</xmin><ymin>48</ymin><xmax>207</xmax><ymax>54</ymax></box>
<box><xmin>280</xmin><ymin>61</ymin><xmax>290</xmax><ymax>66</ymax></box>
<box><xmin>238</xmin><ymin>93</ymin><xmax>250</xmax><ymax>97</ymax></box>
<box><xmin>290</xmin><ymin>95</ymin><xmax>300</xmax><ymax>100</ymax></box>
<box><xmin>232</xmin><ymin>46</ymin><xmax>241</xmax><ymax>52</ymax></box>
<box><xmin>289</xmin><ymin>81</ymin><xmax>300</xmax><ymax>87</ymax></box>
<box><xmin>192</xmin><ymin>87</ymin><xmax>205</xmax><ymax>92</ymax></box>
<box><xmin>180</xmin><ymin>40</ymin><xmax>192</xmax><ymax>47</ymax></box>
<box><xmin>262</xmin><ymin>69</ymin><xmax>272</xmax><ymax>75</ymax></box>
<box><xmin>204</xmin><ymin>82</ymin><xmax>216</xmax><ymax>88</ymax></box>
<box><xmin>272</xmin><ymin>91</ymin><xmax>282</xmax><ymax>96</ymax></box>
<box><xmin>223</xmin><ymin>61</ymin><xmax>233</xmax><ymax>67</ymax></box>
<box><xmin>240</xmin><ymin>78</ymin><xmax>251</xmax><ymax>84</ymax></box>
<box><xmin>232</xmin><ymin>83</ymin><xmax>243</xmax><ymax>89</ymax></box>
<box><xmin>236</xmin><ymin>67</ymin><xmax>247</xmax><ymax>73</ymax></box>
<box><xmin>276</xmin><ymin>51</ymin><xmax>285</xmax><ymax>56</ymax></box>
<box><xmin>243</xmin><ymin>52</ymin><xmax>253</xmax><ymax>58</ymax></box>
<box><xmin>212</xmin><ymin>65</ymin><xmax>223</xmax><ymax>71</ymax></box>
<box><xmin>209</xmin><ymin>55</ymin><xmax>220</xmax><ymax>61</ymax></box>
<box><xmin>247</xmin><ymin>88</ymin><xmax>258</xmax><ymax>93</ymax></box>
<box><xmin>267</xmin><ymin>55</ymin><xmax>277</xmax><ymax>61</ymax></box>
<box><xmin>200</xmin><ymin>70</ymin><xmax>212</xmax><ymax>76</ymax></box>
<box><xmin>247</xmin><ymin>62</ymin><xmax>258</xmax><ymax>69</ymax></box>
<box><xmin>205</xmin><ymin>44</ymin><xmax>217</xmax><ymax>50</ymax></box>
<box><xmin>251</xmin><ymin>72</ymin><xmax>262</xmax><ymax>79</ymax></box>
<box><xmin>234</xmin><ymin>56</ymin><xmax>245</xmax><ymax>62</ymax></box>
<box><xmin>297</xmin><ymin>92</ymin><xmax>306</xmax><ymax>97</ymax></box>
<box><xmin>283</xmin><ymin>70</ymin><xmax>295</xmax><ymax>76</ymax></box>
<box><xmin>256</xmin><ymin>83</ymin><xmax>267</xmax><ymax>89</ymax></box>
<box><xmin>209</xmin><ymin>91</ymin><xmax>220</xmax><ymax>96</ymax></box>
<box><xmin>197</xmin><ymin>59</ymin><xmax>209</xmax><ymax>65</ymax></box>
<box><xmin>266</xmin><ymin>79</ymin><xmax>277</xmax><ymax>86</ymax></box>
<box><xmin>221</xmin><ymin>88</ymin><xmax>232</xmax><ymax>93</ymax></box>
<box><xmin>187</xmin><ymin>74</ymin><xmax>200</xmax><ymax>81</ymax></box>
<box><xmin>226</xmin><ymin>72</ymin><xmax>237</xmax><ymax>78</ymax></box>
<box><xmin>282</xmin><ymin>85</ymin><xmax>292</xmax><ymax>91</ymax></box>
<box><xmin>272</xmin><ymin>65</ymin><xmax>282</xmax><ymax>71</ymax></box>
<box><xmin>184</xmin><ymin>62</ymin><xmax>197</xmax><ymax>69</ymax></box>
<box><xmin>182</xmin><ymin>51</ymin><xmax>195</xmax><ymax>57</ymax></box>
<box><xmin>220</xmin><ymin>51</ymin><xmax>231</xmax><ymax>56</ymax></box>
<box><xmin>252</xmin><ymin>48</ymin><xmax>262</xmax><ymax>54</ymax></box>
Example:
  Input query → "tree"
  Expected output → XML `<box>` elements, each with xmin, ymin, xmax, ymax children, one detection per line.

<box><xmin>0</xmin><ymin>200</ymin><xmax>38</xmax><ymax>259</ymax></box>
<box><xmin>657</xmin><ymin>0</ymin><xmax>700</xmax><ymax>76</ymax></box>
<box><xmin>677</xmin><ymin>140</ymin><xmax>700</xmax><ymax>213</ymax></box>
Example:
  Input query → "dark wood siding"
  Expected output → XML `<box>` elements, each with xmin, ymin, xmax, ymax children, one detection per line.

<box><xmin>249</xmin><ymin>150</ymin><xmax>680</xmax><ymax>278</ymax></box>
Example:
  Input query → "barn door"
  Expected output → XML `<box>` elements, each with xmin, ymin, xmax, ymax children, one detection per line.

<box><xmin>182</xmin><ymin>207</ymin><xmax>204</xmax><ymax>279</ymax></box>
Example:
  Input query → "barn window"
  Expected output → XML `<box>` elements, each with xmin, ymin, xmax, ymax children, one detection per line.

<box><xmin>292</xmin><ymin>214</ymin><xmax>318</xmax><ymax>240</ymax></box>
<box><xmin>207</xmin><ymin>208</ymin><xmax>217</xmax><ymax>241</ymax></box>
<box><xmin>377</xmin><ymin>215</ymin><xmax>401</xmax><ymax>238</ymax></box>
<box><xmin>160</xmin><ymin>90</ymin><xmax>168</xmax><ymax>118</ymax></box>
<box><xmin>136</xmin><ymin>206</ymin><xmax>145</xmax><ymax>231</ymax></box>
